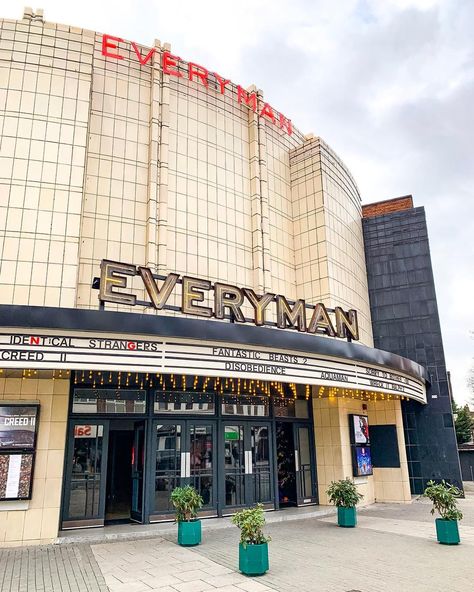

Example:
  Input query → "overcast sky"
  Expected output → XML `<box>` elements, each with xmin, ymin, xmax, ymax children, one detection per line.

<box><xmin>4</xmin><ymin>0</ymin><xmax>474</xmax><ymax>405</ymax></box>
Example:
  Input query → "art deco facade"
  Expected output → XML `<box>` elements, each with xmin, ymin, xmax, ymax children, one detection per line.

<box><xmin>0</xmin><ymin>10</ymin><xmax>444</xmax><ymax>546</ymax></box>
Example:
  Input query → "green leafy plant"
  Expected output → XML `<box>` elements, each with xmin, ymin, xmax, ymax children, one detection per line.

<box><xmin>423</xmin><ymin>480</ymin><xmax>463</xmax><ymax>521</ymax></box>
<box><xmin>326</xmin><ymin>478</ymin><xmax>363</xmax><ymax>508</ymax></box>
<box><xmin>170</xmin><ymin>485</ymin><xmax>203</xmax><ymax>522</ymax></box>
<box><xmin>231</xmin><ymin>504</ymin><xmax>271</xmax><ymax>546</ymax></box>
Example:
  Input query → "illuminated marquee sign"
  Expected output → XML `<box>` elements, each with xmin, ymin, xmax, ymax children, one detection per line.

<box><xmin>98</xmin><ymin>259</ymin><xmax>360</xmax><ymax>341</ymax></box>
<box><xmin>0</xmin><ymin>332</ymin><xmax>427</xmax><ymax>403</ymax></box>
<box><xmin>101</xmin><ymin>34</ymin><xmax>293</xmax><ymax>136</ymax></box>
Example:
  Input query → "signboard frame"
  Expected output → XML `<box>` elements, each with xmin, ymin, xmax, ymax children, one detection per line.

<box><xmin>0</xmin><ymin>451</ymin><xmax>35</xmax><ymax>501</ymax></box>
<box><xmin>0</xmin><ymin>403</ymin><xmax>40</xmax><ymax>451</ymax></box>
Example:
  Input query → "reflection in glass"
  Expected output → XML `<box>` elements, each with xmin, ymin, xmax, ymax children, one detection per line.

<box><xmin>154</xmin><ymin>424</ymin><xmax>181</xmax><ymax>512</ymax></box>
<box><xmin>189</xmin><ymin>425</ymin><xmax>213</xmax><ymax>506</ymax></box>
<box><xmin>154</xmin><ymin>392</ymin><xmax>215</xmax><ymax>414</ymax></box>
<box><xmin>68</xmin><ymin>424</ymin><xmax>104</xmax><ymax>519</ymax></box>
<box><xmin>224</xmin><ymin>425</ymin><xmax>245</xmax><ymax>506</ymax></box>
<box><xmin>273</xmin><ymin>398</ymin><xmax>309</xmax><ymax>418</ymax></box>
<box><xmin>298</xmin><ymin>426</ymin><xmax>313</xmax><ymax>498</ymax></box>
<box><xmin>72</xmin><ymin>390</ymin><xmax>146</xmax><ymax>414</ymax></box>
<box><xmin>222</xmin><ymin>396</ymin><xmax>269</xmax><ymax>416</ymax></box>
<box><xmin>252</xmin><ymin>426</ymin><xmax>272</xmax><ymax>503</ymax></box>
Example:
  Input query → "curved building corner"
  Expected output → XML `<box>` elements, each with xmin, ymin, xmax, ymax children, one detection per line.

<box><xmin>0</xmin><ymin>9</ymin><xmax>458</xmax><ymax>547</ymax></box>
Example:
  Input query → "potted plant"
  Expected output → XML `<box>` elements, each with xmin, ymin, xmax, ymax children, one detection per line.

<box><xmin>423</xmin><ymin>480</ymin><xmax>463</xmax><ymax>545</ymax></box>
<box><xmin>170</xmin><ymin>485</ymin><xmax>203</xmax><ymax>546</ymax></box>
<box><xmin>231</xmin><ymin>504</ymin><xmax>270</xmax><ymax>576</ymax></box>
<box><xmin>326</xmin><ymin>478</ymin><xmax>363</xmax><ymax>527</ymax></box>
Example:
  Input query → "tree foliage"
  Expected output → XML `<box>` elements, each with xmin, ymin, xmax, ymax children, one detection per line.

<box><xmin>454</xmin><ymin>404</ymin><xmax>474</xmax><ymax>445</ymax></box>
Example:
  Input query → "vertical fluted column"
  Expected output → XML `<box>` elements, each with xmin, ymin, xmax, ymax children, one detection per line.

<box><xmin>144</xmin><ymin>40</ymin><xmax>162</xmax><ymax>269</ymax></box>
<box><xmin>147</xmin><ymin>41</ymin><xmax>171</xmax><ymax>274</ymax></box>
<box><xmin>256</xmin><ymin>89</ymin><xmax>272</xmax><ymax>292</ymax></box>
<box><xmin>248</xmin><ymin>86</ymin><xmax>271</xmax><ymax>293</ymax></box>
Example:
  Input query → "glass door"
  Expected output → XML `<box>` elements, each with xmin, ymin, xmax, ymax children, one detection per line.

<box><xmin>294</xmin><ymin>423</ymin><xmax>317</xmax><ymax>505</ymax></box>
<box><xmin>62</xmin><ymin>420</ymin><xmax>109</xmax><ymax>529</ymax></box>
<box><xmin>222</xmin><ymin>424</ymin><xmax>246</xmax><ymax>510</ymax></box>
<box><xmin>189</xmin><ymin>422</ymin><xmax>216</xmax><ymax>513</ymax></box>
<box><xmin>130</xmin><ymin>421</ymin><xmax>145</xmax><ymax>522</ymax></box>
<box><xmin>251</xmin><ymin>424</ymin><xmax>273</xmax><ymax>508</ymax></box>
<box><xmin>221</xmin><ymin>422</ymin><xmax>274</xmax><ymax>514</ymax></box>
<box><xmin>150</xmin><ymin>420</ymin><xmax>217</xmax><ymax>521</ymax></box>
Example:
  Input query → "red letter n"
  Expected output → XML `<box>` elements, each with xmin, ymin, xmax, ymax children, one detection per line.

<box><xmin>237</xmin><ymin>86</ymin><xmax>257</xmax><ymax>111</ymax></box>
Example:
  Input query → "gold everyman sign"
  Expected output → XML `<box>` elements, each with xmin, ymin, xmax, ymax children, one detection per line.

<box><xmin>98</xmin><ymin>259</ymin><xmax>359</xmax><ymax>341</ymax></box>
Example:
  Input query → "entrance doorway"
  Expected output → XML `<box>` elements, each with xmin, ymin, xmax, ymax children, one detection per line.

<box><xmin>276</xmin><ymin>421</ymin><xmax>317</xmax><ymax>506</ymax></box>
<box><xmin>62</xmin><ymin>419</ymin><xmax>145</xmax><ymax>529</ymax></box>
<box><xmin>276</xmin><ymin>422</ymin><xmax>297</xmax><ymax>506</ymax></box>
<box><xmin>61</xmin><ymin>384</ymin><xmax>318</xmax><ymax>529</ymax></box>
<box><xmin>104</xmin><ymin>420</ymin><xmax>145</xmax><ymax>523</ymax></box>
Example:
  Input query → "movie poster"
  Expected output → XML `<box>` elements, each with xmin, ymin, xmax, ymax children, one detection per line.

<box><xmin>0</xmin><ymin>453</ymin><xmax>34</xmax><ymax>500</ymax></box>
<box><xmin>352</xmin><ymin>414</ymin><xmax>370</xmax><ymax>445</ymax></box>
<box><xmin>353</xmin><ymin>446</ymin><xmax>373</xmax><ymax>477</ymax></box>
<box><xmin>0</xmin><ymin>405</ymin><xmax>39</xmax><ymax>449</ymax></box>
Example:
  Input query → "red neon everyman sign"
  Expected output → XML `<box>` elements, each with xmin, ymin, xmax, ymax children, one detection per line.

<box><xmin>101</xmin><ymin>34</ymin><xmax>293</xmax><ymax>136</ymax></box>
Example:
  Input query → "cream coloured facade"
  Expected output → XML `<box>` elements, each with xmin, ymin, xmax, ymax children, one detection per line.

<box><xmin>0</xmin><ymin>10</ymin><xmax>424</xmax><ymax>546</ymax></box>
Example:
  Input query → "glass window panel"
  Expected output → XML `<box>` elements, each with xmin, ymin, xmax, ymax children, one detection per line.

<box><xmin>67</xmin><ymin>424</ymin><xmax>104</xmax><ymax>519</ymax></box>
<box><xmin>154</xmin><ymin>424</ymin><xmax>182</xmax><ymax>512</ymax></box>
<box><xmin>72</xmin><ymin>390</ymin><xmax>146</xmax><ymax>414</ymax></box>
<box><xmin>273</xmin><ymin>398</ymin><xmax>309</xmax><ymax>418</ymax></box>
<box><xmin>224</xmin><ymin>425</ymin><xmax>245</xmax><ymax>506</ymax></box>
<box><xmin>298</xmin><ymin>427</ymin><xmax>311</xmax><ymax>465</ymax></box>
<box><xmin>190</xmin><ymin>424</ymin><xmax>213</xmax><ymax>507</ymax></box>
<box><xmin>154</xmin><ymin>392</ymin><xmax>215</xmax><ymax>414</ymax></box>
<box><xmin>222</xmin><ymin>396</ymin><xmax>269</xmax><ymax>416</ymax></box>
<box><xmin>252</xmin><ymin>426</ymin><xmax>272</xmax><ymax>503</ymax></box>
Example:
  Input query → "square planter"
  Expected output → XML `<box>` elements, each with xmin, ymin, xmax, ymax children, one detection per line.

<box><xmin>239</xmin><ymin>542</ymin><xmax>269</xmax><ymax>576</ymax></box>
<box><xmin>177</xmin><ymin>520</ymin><xmax>202</xmax><ymax>546</ymax></box>
<box><xmin>435</xmin><ymin>518</ymin><xmax>460</xmax><ymax>545</ymax></box>
<box><xmin>337</xmin><ymin>506</ymin><xmax>357</xmax><ymax>527</ymax></box>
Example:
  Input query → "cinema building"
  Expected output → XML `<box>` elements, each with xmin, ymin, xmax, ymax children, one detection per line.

<box><xmin>0</xmin><ymin>10</ymin><xmax>461</xmax><ymax>545</ymax></box>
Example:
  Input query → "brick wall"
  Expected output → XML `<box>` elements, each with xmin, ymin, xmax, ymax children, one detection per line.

<box><xmin>362</xmin><ymin>196</ymin><xmax>413</xmax><ymax>219</ymax></box>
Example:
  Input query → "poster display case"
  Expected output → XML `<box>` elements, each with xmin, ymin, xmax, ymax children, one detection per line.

<box><xmin>0</xmin><ymin>404</ymin><xmax>39</xmax><ymax>501</ymax></box>
<box><xmin>349</xmin><ymin>414</ymin><xmax>373</xmax><ymax>477</ymax></box>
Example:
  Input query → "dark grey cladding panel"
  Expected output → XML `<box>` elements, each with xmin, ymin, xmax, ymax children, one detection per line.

<box><xmin>363</xmin><ymin>205</ymin><xmax>462</xmax><ymax>492</ymax></box>
<box><xmin>0</xmin><ymin>303</ymin><xmax>428</xmax><ymax>383</ymax></box>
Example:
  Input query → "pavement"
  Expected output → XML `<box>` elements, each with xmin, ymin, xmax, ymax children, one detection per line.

<box><xmin>1</xmin><ymin>486</ymin><xmax>474</xmax><ymax>592</ymax></box>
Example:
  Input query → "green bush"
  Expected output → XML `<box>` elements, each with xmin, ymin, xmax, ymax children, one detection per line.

<box><xmin>170</xmin><ymin>485</ymin><xmax>203</xmax><ymax>522</ymax></box>
<box><xmin>231</xmin><ymin>504</ymin><xmax>271</xmax><ymax>546</ymax></box>
<box><xmin>423</xmin><ymin>480</ymin><xmax>463</xmax><ymax>521</ymax></box>
<box><xmin>326</xmin><ymin>478</ymin><xmax>363</xmax><ymax>508</ymax></box>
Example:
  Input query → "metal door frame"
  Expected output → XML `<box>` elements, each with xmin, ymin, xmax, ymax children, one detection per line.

<box><xmin>149</xmin><ymin>418</ymin><xmax>218</xmax><ymax>522</ymax></box>
<box><xmin>61</xmin><ymin>419</ymin><xmax>110</xmax><ymax>529</ymax></box>
<box><xmin>293</xmin><ymin>422</ymin><xmax>318</xmax><ymax>505</ymax></box>
<box><xmin>220</xmin><ymin>420</ymin><xmax>275</xmax><ymax>516</ymax></box>
<box><xmin>130</xmin><ymin>420</ymin><xmax>146</xmax><ymax>523</ymax></box>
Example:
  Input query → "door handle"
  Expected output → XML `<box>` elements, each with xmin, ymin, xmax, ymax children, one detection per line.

<box><xmin>245</xmin><ymin>450</ymin><xmax>253</xmax><ymax>475</ymax></box>
<box><xmin>185</xmin><ymin>452</ymin><xmax>191</xmax><ymax>478</ymax></box>
<box><xmin>295</xmin><ymin>450</ymin><xmax>300</xmax><ymax>472</ymax></box>
<box><xmin>180</xmin><ymin>452</ymin><xmax>187</xmax><ymax>478</ymax></box>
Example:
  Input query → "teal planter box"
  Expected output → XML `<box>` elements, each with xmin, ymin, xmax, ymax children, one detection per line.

<box><xmin>177</xmin><ymin>520</ymin><xmax>201</xmax><ymax>546</ymax></box>
<box><xmin>435</xmin><ymin>518</ymin><xmax>460</xmax><ymax>545</ymax></box>
<box><xmin>239</xmin><ymin>542</ymin><xmax>269</xmax><ymax>576</ymax></box>
<box><xmin>337</xmin><ymin>506</ymin><xmax>357</xmax><ymax>527</ymax></box>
